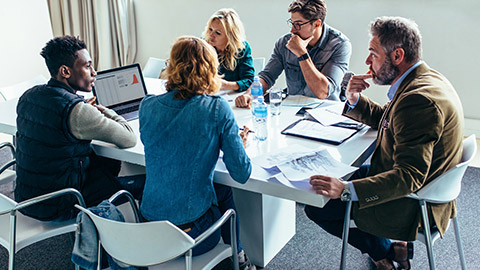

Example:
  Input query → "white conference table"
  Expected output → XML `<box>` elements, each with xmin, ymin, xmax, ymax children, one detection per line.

<box><xmin>0</xmin><ymin>81</ymin><xmax>376</xmax><ymax>266</ymax></box>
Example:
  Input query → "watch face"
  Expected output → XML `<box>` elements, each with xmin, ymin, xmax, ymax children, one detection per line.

<box><xmin>341</xmin><ymin>190</ymin><xmax>351</xmax><ymax>202</ymax></box>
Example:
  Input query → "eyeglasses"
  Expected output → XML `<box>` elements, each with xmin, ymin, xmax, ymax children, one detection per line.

<box><xmin>287</xmin><ymin>18</ymin><xmax>315</xmax><ymax>31</ymax></box>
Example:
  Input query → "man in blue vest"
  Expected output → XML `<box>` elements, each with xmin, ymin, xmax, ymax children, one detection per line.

<box><xmin>15</xmin><ymin>36</ymin><xmax>142</xmax><ymax>221</ymax></box>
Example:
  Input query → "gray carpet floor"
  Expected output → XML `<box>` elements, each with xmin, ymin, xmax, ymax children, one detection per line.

<box><xmin>1</xmin><ymin>146</ymin><xmax>479</xmax><ymax>269</ymax></box>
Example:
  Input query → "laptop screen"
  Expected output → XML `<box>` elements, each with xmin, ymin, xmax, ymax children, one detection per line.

<box><xmin>93</xmin><ymin>63</ymin><xmax>147</xmax><ymax>108</ymax></box>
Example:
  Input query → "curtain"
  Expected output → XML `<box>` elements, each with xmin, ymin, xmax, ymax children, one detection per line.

<box><xmin>47</xmin><ymin>0</ymin><xmax>137</xmax><ymax>70</ymax></box>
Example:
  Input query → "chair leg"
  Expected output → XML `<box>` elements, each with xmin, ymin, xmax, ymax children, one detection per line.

<box><xmin>9</xmin><ymin>212</ymin><xmax>17</xmax><ymax>270</ymax></box>
<box><xmin>97</xmin><ymin>239</ymin><xmax>102</xmax><ymax>270</ymax></box>
<box><xmin>185</xmin><ymin>249</ymin><xmax>192</xmax><ymax>270</ymax></box>
<box><xmin>452</xmin><ymin>217</ymin><xmax>467</xmax><ymax>270</ymax></box>
<box><xmin>340</xmin><ymin>200</ymin><xmax>353</xmax><ymax>270</ymax></box>
<box><xmin>419</xmin><ymin>200</ymin><xmax>436</xmax><ymax>270</ymax></box>
<box><xmin>231</xmin><ymin>211</ymin><xmax>239</xmax><ymax>270</ymax></box>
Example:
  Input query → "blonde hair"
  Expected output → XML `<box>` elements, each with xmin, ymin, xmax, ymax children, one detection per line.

<box><xmin>204</xmin><ymin>8</ymin><xmax>246</xmax><ymax>71</ymax></box>
<box><xmin>165</xmin><ymin>36</ymin><xmax>221</xmax><ymax>100</ymax></box>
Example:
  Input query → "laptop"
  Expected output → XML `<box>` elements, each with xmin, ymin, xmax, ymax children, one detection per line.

<box><xmin>92</xmin><ymin>63</ymin><xmax>147</xmax><ymax>121</ymax></box>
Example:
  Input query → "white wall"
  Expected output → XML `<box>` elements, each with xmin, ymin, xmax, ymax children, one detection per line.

<box><xmin>0</xmin><ymin>0</ymin><xmax>52</xmax><ymax>87</ymax></box>
<box><xmin>134</xmin><ymin>0</ymin><xmax>480</xmax><ymax>134</ymax></box>
<box><xmin>1</xmin><ymin>0</ymin><xmax>479</xmax><ymax>133</ymax></box>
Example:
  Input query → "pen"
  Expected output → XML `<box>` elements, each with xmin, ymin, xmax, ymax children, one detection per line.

<box><xmin>239</xmin><ymin>127</ymin><xmax>255</xmax><ymax>133</ymax></box>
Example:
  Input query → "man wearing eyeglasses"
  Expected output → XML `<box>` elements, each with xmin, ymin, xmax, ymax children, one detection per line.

<box><xmin>235</xmin><ymin>0</ymin><xmax>351</xmax><ymax>108</ymax></box>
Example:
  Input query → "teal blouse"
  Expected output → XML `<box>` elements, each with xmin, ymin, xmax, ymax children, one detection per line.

<box><xmin>218</xmin><ymin>41</ymin><xmax>255</xmax><ymax>92</ymax></box>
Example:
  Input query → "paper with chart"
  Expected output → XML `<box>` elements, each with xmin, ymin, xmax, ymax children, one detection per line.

<box><xmin>252</xmin><ymin>144</ymin><xmax>315</xmax><ymax>169</ymax></box>
<box><xmin>253</xmin><ymin>145</ymin><xmax>357</xmax><ymax>182</ymax></box>
<box><xmin>277</xmin><ymin>149</ymin><xmax>357</xmax><ymax>181</ymax></box>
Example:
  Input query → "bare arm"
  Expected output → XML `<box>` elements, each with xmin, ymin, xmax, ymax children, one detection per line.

<box><xmin>287</xmin><ymin>34</ymin><xmax>330</xmax><ymax>99</ymax></box>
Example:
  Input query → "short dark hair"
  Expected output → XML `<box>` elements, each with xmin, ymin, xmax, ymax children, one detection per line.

<box><xmin>40</xmin><ymin>36</ymin><xmax>87</xmax><ymax>77</ymax></box>
<box><xmin>288</xmin><ymin>0</ymin><xmax>327</xmax><ymax>23</ymax></box>
<box><xmin>370</xmin><ymin>16</ymin><xmax>422</xmax><ymax>63</ymax></box>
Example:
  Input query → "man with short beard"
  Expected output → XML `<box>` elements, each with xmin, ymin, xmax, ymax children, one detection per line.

<box><xmin>304</xmin><ymin>17</ymin><xmax>464</xmax><ymax>270</ymax></box>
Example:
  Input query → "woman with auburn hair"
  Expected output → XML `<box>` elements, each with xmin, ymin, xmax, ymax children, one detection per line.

<box><xmin>139</xmin><ymin>36</ymin><xmax>256</xmax><ymax>270</ymax></box>
<box><xmin>204</xmin><ymin>8</ymin><xmax>255</xmax><ymax>92</ymax></box>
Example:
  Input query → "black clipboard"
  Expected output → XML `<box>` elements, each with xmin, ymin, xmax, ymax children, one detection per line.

<box><xmin>281</xmin><ymin>119</ymin><xmax>363</xmax><ymax>145</ymax></box>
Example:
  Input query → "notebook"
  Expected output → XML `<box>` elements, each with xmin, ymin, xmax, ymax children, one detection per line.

<box><xmin>92</xmin><ymin>63</ymin><xmax>147</xmax><ymax>121</ymax></box>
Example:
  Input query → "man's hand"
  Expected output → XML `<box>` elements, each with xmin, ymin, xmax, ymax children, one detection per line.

<box><xmin>345</xmin><ymin>74</ymin><xmax>373</xmax><ymax>105</ymax></box>
<box><xmin>286</xmin><ymin>34</ymin><xmax>314</xmax><ymax>57</ymax></box>
<box><xmin>309</xmin><ymin>175</ymin><xmax>345</xmax><ymax>199</ymax></box>
<box><xmin>235</xmin><ymin>94</ymin><xmax>252</xmax><ymax>109</ymax></box>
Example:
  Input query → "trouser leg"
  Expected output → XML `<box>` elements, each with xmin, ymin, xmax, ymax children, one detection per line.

<box><xmin>82</xmin><ymin>152</ymin><xmax>122</xmax><ymax>207</ymax></box>
<box><xmin>214</xmin><ymin>183</ymin><xmax>243</xmax><ymax>253</ymax></box>
<box><xmin>304</xmin><ymin>164</ymin><xmax>391</xmax><ymax>261</ymax></box>
<box><xmin>304</xmin><ymin>200</ymin><xmax>391</xmax><ymax>261</ymax></box>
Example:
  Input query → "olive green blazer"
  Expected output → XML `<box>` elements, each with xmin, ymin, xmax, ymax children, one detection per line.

<box><xmin>343</xmin><ymin>63</ymin><xmax>464</xmax><ymax>241</ymax></box>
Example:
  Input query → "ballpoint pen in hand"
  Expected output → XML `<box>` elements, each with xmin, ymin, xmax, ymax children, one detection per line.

<box><xmin>239</xmin><ymin>127</ymin><xmax>255</xmax><ymax>133</ymax></box>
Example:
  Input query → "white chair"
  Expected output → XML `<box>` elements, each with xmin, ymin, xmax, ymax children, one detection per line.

<box><xmin>143</xmin><ymin>57</ymin><xmax>167</xmax><ymax>79</ymax></box>
<box><xmin>75</xmin><ymin>192</ymin><xmax>240</xmax><ymax>270</ymax></box>
<box><xmin>0</xmin><ymin>142</ymin><xmax>15</xmax><ymax>185</ymax></box>
<box><xmin>0</xmin><ymin>75</ymin><xmax>47</xmax><ymax>101</ymax></box>
<box><xmin>0</xmin><ymin>186</ymin><xmax>86</xmax><ymax>270</ymax></box>
<box><xmin>340</xmin><ymin>134</ymin><xmax>477</xmax><ymax>270</ymax></box>
<box><xmin>253</xmin><ymin>57</ymin><xmax>265</xmax><ymax>76</ymax></box>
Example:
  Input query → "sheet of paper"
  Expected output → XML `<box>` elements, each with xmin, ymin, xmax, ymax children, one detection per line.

<box><xmin>277</xmin><ymin>149</ymin><xmax>357</xmax><ymax>181</ymax></box>
<box><xmin>306</xmin><ymin>108</ymin><xmax>351</xmax><ymax>126</ymax></box>
<box><xmin>252</xmin><ymin>144</ymin><xmax>319</xmax><ymax>169</ymax></box>
<box><xmin>281</xmin><ymin>95</ymin><xmax>323</xmax><ymax>107</ymax></box>
<box><xmin>286</xmin><ymin>120</ymin><xmax>357</xmax><ymax>142</ymax></box>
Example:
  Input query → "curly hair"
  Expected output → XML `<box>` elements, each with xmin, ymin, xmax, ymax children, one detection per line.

<box><xmin>203</xmin><ymin>8</ymin><xmax>246</xmax><ymax>71</ymax></box>
<box><xmin>165</xmin><ymin>36</ymin><xmax>221</xmax><ymax>100</ymax></box>
<box><xmin>288</xmin><ymin>0</ymin><xmax>327</xmax><ymax>23</ymax></box>
<box><xmin>370</xmin><ymin>16</ymin><xmax>422</xmax><ymax>63</ymax></box>
<box><xmin>40</xmin><ymin>36</ymin><xmax>87</xmax><ymax>77</ymax></box>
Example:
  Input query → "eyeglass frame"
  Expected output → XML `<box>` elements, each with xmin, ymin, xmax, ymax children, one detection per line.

<box><xmin>287</xmin><ymin>18</ymin><xmax>316</xmax><ymax>31</ymax></box>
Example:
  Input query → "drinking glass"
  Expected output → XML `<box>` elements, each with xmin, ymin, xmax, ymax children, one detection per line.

<box><xmin>269</xmin><ymin>88</ymin><xmax>282</xmax><ymax>115</ymax></box>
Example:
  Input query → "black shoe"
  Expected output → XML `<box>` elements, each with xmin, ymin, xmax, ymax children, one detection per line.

<box><xmin>238</xmin><ymin>250</ymin><xmax>256</xmax><ymax>270</ymax></box>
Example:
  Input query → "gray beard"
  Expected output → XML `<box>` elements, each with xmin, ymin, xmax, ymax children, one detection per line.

<box><xmin>372</xmin><ymin>57</ymin><xmax>400</xmax><ymax>85</ymax></box>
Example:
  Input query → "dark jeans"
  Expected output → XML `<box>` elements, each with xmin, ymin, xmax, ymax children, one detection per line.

<box><xmin>56</xmin><ymin>153</ymin><xmax>146</xmax><ymax>221</ymax></box>
<box><xmin>185</xmin><ymin>183</ymin><xmax>243</xmax><ymax>256</ymax></box>
<box><xmin>304</xmin><ymin>165</ymin><xmax>392</xmax><ymax>261</ymax></box>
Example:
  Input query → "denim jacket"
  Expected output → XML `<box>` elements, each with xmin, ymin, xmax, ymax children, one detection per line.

<box><xmin>259</xmin><ymin>24</ymin><xmax>351</xmax><ymax>100</ymax></box>
<box><xmin>72</xmin><ymin>200</ymin><xmax>138</xmax><ymax>270</ymax></box>
<box><xmin>139</xmin><ymin>92</ymin><xmax>251</xmax><ymax>225</ymax></box>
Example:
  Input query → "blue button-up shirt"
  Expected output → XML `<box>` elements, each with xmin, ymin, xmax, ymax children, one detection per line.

<box><xmin>139</xmin><ymin>92</ymin><xmax>251</xmax><ymax>224</ymax></box>
<box><xmin>259</xmin><ymin>24</ymin><xmax>351</xmax><ymax>101</ymax></box>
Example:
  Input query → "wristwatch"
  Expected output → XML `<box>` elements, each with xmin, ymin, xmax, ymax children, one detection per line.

<box><xmin>340</xmin><ymin>181</ymin><xmax>351</xmax><ymax>202</ymax></box>
<box><xmin>297</xmin><ymin>52</ymin><xmax>310</xmax><ymax>62</ymax></box>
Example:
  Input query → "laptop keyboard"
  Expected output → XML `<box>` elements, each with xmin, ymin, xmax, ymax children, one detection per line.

<box><xmin>116</xmin><ymin>105</ymin><xmax>139</xmax><ymax>115</ymax></box>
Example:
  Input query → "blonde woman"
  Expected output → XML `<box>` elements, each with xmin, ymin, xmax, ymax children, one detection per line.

<box><xmin>139</xmin><ymin>36</ymin><xmax>256</xmax><ymax>270</ymax></box>
<box><xmin>204</xmin><ymin>8</ymin><xmax>255</xmax><ymax>92</ymax></box>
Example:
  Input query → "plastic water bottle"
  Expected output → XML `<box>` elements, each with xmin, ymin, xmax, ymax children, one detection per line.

<box><xmin>253</xmin><ymin>96</ymin><xmax>268</xmax><ymax>141</ymax></box>
<box><xmin>251</xmin><ymin>76</ymin><xmax>263</xmax><ymax>100</ymax></box>
<box><xmin>250</xmin><ymin>76</ymin><xmax>263</xmax><ymax>115</ymax></box>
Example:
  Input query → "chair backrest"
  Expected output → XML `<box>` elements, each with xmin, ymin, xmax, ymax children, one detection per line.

<box><xmin>0</xmin><ymin>193</ymin><xmax>17</xmax><ymax>215</ymax></box>
<box><xmin>75</xmin><ymin>205</ymin><xmax>195</xmax><ymax>267</ymax></box>
<box><xmin>412</xmin><ymin>135</ymin><xmax>477</xmax><ymax>203</ymax></box>
<box><xmin>0</xmin><ymin>75</ymin><xmax>47</xmax><ymax>101</ymax></box>
<box><xmin>143</xmin><ymin>57</ymin><xmax>166</xmax><ymax>79</ymax></box>
<box><xmin>253</xmin><ymin>57</ymin><xmax>265</xmax><ymax>76</ymax></box>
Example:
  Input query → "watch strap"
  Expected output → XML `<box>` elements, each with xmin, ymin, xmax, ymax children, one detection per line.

<box><xmin>297</xmin><ymin>52</ymin><xmax>310</xmax><ymax>62</ymax></box>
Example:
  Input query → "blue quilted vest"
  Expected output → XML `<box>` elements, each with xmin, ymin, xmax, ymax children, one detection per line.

<box><xmin>15</xmin><ymin>79</ymin><xmax>92</xmax><ymax>220</ymax></box>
